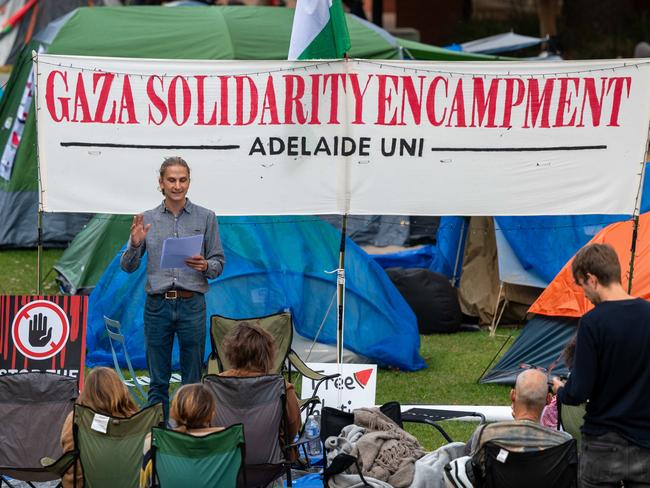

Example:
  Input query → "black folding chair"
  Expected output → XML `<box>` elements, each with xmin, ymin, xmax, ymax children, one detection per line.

<box><xmin>476</xmin><ymin>439</ymin><xmax>578</xmax><ymax>488</ymax></box>
<box><xmin>0</xmin><ymin>372</ymin><xmax>78</xmax><ymax>488</ymax></box>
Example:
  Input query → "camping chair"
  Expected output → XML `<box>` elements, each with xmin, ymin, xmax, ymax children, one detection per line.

<box><xmin>104</xmin><ymin>315</ymin><xmax>148</xmax><ymax>406</ymax></box>
<box><xmin>207</xmin><ymin>311</ymin><xmax>339</xmax><ymax>415</ymax></box>
<box><xmin>63</xmin><ymin>403</ymin><xmax>164</xmax><ymax>488</ymax></box>
<box><xmin>0</xmin><ymin>372</ymin><xmax>78</xmax><ymax>488</ymax></box>
<box><xmin>150</xmin><ymin>424</ymin><xmax>246</xmax><ymax>488</ymax></box>
<box><xmin>557</xmin><ymin>400</ymin><xmax>586</xmax><ymax>450</ymax></box>
<box><xmin>203</xmin><ymin>374</ymin><xmax>302</xmax><ymax>488</ymax></box>
<box><xmin>473</xmin><ymin>439</ymin><xmax>578</xmax><ymax>488</ymax></box>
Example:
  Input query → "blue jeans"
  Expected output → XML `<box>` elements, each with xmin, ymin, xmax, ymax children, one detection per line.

<box><xmin>144</xmin><ymin>293</ymin><xmax>206</xmax><ymax>419</ymax></box>
<box><xmin>580</xmin><ymin>431</ymin><xmax>650</xmax><ymax>487</ymax></box>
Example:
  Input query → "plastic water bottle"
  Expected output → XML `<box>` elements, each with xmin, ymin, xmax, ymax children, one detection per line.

<box><xmin>305</xmin><ymin>414</ymin><xmax>322</xmax><ymax>457</ymax></box>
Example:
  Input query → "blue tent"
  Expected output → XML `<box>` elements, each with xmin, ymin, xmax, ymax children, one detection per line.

<box><xmin>86</xmin><ymin>216</ymin><xmax>425</xmax><ymax>372</ymax></box>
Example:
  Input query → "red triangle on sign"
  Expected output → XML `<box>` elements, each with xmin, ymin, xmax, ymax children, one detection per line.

<box><xmin>354</xmin><ymin>368</ymin><xmax>373</xmax><ymax>388</ymax></box>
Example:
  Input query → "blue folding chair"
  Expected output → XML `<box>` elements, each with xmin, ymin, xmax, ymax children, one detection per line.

<box><xmin>104</xmin><ymin>316</ymin><xmax>147</xmax><ymax>406</ymax></box>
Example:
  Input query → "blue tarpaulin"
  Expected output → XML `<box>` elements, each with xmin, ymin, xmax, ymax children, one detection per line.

<box><xmin>87</xmin><ymin>216</ymin><xmax>425</xmax><ymax>372</ymax></box>
<box><xmin>370</xmin><ymin>216</ymin><xmax>467</xmax><ymax>281</ymax></box>
<box><xmin>495</xmin><ymin>170</ymin><xmax>650</xmax><ymax>285</ymax></box>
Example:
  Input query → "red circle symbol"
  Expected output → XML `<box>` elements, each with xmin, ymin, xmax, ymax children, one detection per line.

<box><xmin>11</xmin><ymin>300</ymin><xmax>70</xmax><ymax>360</ymax></box>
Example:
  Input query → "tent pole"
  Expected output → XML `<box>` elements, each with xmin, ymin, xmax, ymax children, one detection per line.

<box><xmin>336</xmin><ymin>214</ymin><xmax>348</xmax><ymax>364</ymax></box>
<box><xmin>628</xmin><ymin>214</ymin><xmax>641</xmax><ymax>294</ymax></box>
<box><xmin>628</xmin><ymin>154</ymin><xmax>648</xmax><ymax>293</ymax></box>
<box><xmin>450</xmin><ymin>218</ymin><xmax>467</xmax><ymax>288</ymax></box>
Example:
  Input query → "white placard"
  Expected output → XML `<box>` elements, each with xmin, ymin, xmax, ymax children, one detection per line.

<box><xmin>91</xmin><ymin>413</ymin><xmax>110</xmax><ymax>434</ymax></box>
<box><xmin>35</xmin><ymin>55</ymin><xmax>650</xmax><ymax>216</ymax></box>
<box><xmin>301</xmin><ymin>363</ymin><xmax>377</xmax><ymax>414</ymax></box>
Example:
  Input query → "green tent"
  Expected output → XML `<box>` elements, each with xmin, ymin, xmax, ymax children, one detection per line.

<box><xmin>39</xmin><ymin>5</ymin><xmax>502</xmax><ymax>291</ymax></box>
<box><xmin>54</xmin><ymin>214</ymin><xmax>131</xmax><ymax>294</ymax></box>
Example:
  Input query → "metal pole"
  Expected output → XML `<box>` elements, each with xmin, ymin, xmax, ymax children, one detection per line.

<box><xmin>628</xmin><ymin>151</ymin><xmax>648</xmax><ymax>293</ymax></box>
<box><xmin>629</xmin><ymin>213</ymin><xmax>641</xmax><ymax>294</ymax></box>
<box><xmin>37</xmin><ymin>208</ymin><xmax>43</xmax><ymax>294</ymax></box>
<box><xmin>336</xmin><ymin>214</ymin><xmax>348</xmax><ymax>364</ymax></box>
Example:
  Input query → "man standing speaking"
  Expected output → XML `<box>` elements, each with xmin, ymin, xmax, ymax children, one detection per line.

<box><xmin>121</xmin><ymin>156</ymin><xmax>225</xmax><ymax>418</ymax></box>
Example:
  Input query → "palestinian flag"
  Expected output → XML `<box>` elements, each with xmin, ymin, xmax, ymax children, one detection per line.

<box><xmin>288</xmin><ymin>0</ymin><xmax>351</xmax><ymax>60</ymax></box>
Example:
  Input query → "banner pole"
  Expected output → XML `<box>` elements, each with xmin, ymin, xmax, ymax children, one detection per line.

<box><xmin>33</xmin><ymin>49</ymin><xmax>43</xmax><ymax>295</ymax></box>
<box><xmin>36</xmin><ymin>209</ymin><xmax>43</xmax><ymax>294</ymax></box>
<box><xmin>336</xmin><ymin>214</ymin><xmax>347</xmax><ymax>364</ymax></box>
<box><xmin>628</xmin><ymin>157</ymin><xmax>647</xmax><ymax>293</ymax></box>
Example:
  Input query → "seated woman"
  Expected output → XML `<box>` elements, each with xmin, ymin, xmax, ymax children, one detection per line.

<box><xmin>220</xmin><ymin>322</ymin><xmax>301</xmax><ymax>455</ymax></box>
<box><xmin>60</xmin><ymin>367</ymin><xmax>139</xmax><ymax>488</ymax></box>
<box><xmin>141</xmin><ymin>383</ymin><xmax>223</xmax><ymax>488</ymax></box>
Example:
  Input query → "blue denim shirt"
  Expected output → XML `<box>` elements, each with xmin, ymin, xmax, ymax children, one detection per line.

<box><xmin>120</xmin><ymin>199</ymin><xmax>225</xmax><ymax>294</ymax></box>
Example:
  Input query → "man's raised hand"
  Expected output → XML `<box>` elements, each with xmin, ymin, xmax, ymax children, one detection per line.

<box><xmin>130</xmin><ymin>214</ymin><xmax>151</xmax><ymax>247</ymax></box>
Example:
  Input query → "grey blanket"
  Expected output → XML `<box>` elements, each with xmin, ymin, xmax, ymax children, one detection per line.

<box><xmin>325</xmin><ymin>409</ymin><xmax>465</xmax><ymax>488</ymax></box>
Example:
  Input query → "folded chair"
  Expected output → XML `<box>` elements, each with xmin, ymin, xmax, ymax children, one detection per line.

<box><xmin>150</xmin><ymin>424</ymin><xmax>246</xmax><ymax>488</ymax></box>
<box><xmin>204</xmin><ymin>374</ymin><xmax>299</xmax><ymax>488</ymax></box>
<box><xmin>206</xmin><ymin>311</ymin><xmax>339</xmax><ymax>415</ymax></box>
<box><xmin>0</xmin><ymin>372</ymin><xmax>78</xmax><ymax>488</ymax></box>
<box><xmin>104</xmin><ymin>316</ymin><xmax>148</xmax><ymax>406</ymax></box>
<box><xmin>56</xmin><ymin>403</ymin><xmax>164</xmax><ymax>488</ymax></box>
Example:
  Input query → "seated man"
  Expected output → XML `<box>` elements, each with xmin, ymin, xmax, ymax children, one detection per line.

<box><xmin>467</xmin><ymin>369</ymin><xmax>571</xmax><ymax>456</ymax></box>
<box><xmin>447</xmin><ymin>369</ymin><xmax>572</xmax><ymax>487</ymax></box>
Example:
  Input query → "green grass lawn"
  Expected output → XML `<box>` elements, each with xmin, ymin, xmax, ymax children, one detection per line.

<box><xmin>1</xmin><ymin>249</ymin><xmax>518</xmax><ymax>450</ymax></box>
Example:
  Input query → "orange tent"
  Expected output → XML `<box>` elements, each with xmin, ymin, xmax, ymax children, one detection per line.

<box><xmin>529</xmin><ymin>213</ymin><xmax>650</xmax><ymax>317</ymax></box>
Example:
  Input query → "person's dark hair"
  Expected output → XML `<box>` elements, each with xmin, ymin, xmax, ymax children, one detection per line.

<box><xmin>571</xmin><ymin>243</ymin><xmax>621</xmax><ymax>286</ymax></box>
<box><xmin>223</xmin><ymin>322</ymin><xmax>276</xmax><ymax>373</ymax></box>
<box><xmin>170</xmin><ymin>384</ymin><xmax>216</xmax><ymax>431</ymax></box>
<box><xmin>561</xmin><ymin>334</ymin><xmax>577</xmax><ymax>370</ymax></box>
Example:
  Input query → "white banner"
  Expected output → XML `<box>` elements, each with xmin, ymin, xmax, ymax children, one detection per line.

<box><xmin>35</xmin><ymin>54</ymin><xmax>650</xmax><ymax>215</ymax></box>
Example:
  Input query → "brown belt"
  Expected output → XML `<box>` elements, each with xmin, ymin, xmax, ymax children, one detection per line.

<box><xmin>163</xmin><ymin>289</ymin><xmax>194</xmax><ymax>300</ymax></box>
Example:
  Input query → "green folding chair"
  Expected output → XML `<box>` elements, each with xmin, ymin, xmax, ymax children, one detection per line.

<box><xmin>558</xmin><ymin>401</ymin><xmax>586</xmax><ymax>451</ymax></box>
<box><xmin>104</xmin><ymin>316</ymin><xmax>148</xmax><ymax>406</ymax></box>
<box><xmin>150</xmin><ymin>424</ymin><xmax>245</xmax><ymax>488</ymax></box>
<box><xmin>206</xmin><ymin>311</ymin><xmax>338</xmax><ymax>414</ymax></box>
<box><xmin>73</xmin><ymin>403</ymin><xmax>164</xmax><ymax>488</ymax></box>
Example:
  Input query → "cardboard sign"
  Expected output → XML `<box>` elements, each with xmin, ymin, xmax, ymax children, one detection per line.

<box><xmin>0</xmin><ymin>296</ymin><xmax>87</xmax><ymax>385</ymax></box>
<box><xmin>301</xmin><ymin>363</ymin><xmax>377</xmax><ymax>413</ymax></box>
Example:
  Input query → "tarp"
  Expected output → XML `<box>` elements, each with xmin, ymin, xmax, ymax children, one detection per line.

<box><xmin>458</xmin><ymin>216</ymin><xmax>540</xmax><ymax>324</ymax></box>
<box><xmin>398</xmin><ymin>37</ymin><xmax>514</xmax><ymax>60</ymax></box>
<box><xmin>530</xmin><ymin>212</ymin><xmax>650</xmax><ymax>318</ymax></box>
<box><xmin>459</xmin><ymin>32</ymin><xmax>547</xmax><ymax>55</ymax></box>
<box><xmin>3</xmin><ymin>5</ymin><xmax>490</xmax><ymax>248</ymax></box>
<box><xmin>86</xmin><ymin>216</ymin><xmax>425</xmax><ymax>372</ymax></box>
<box><xmin>480</xmin><ymin>315</ymin><xmax>577</xmax><ymax>384</ymax></box>
<box><xmin>369</xmin><ymin>216</ymin><xmax>467</xmax><ymax>282</ymax></box>
<box><xmin>36</xmin><ymin>55</ymin><xmax>650</xmax><ymax>216</ymax></box>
